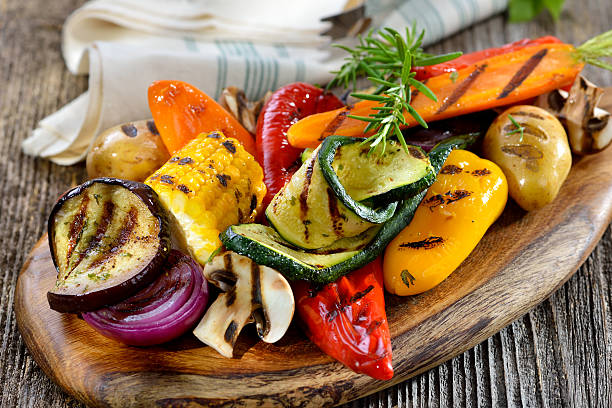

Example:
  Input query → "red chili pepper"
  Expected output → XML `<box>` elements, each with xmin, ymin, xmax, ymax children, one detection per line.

<box><xmin>293</xmin><ymin>257</ymin><xmax>393</xmax><ymax>380</ymax></box>
<box><xmin>256</xmin><ymin>82</ymin><xmax>343</xmax><ymax>208</ymax></box>
<box><xmin>413</xmin><ymin>36</ymin><xmax>562</xmax><ymax>80</ymax></box>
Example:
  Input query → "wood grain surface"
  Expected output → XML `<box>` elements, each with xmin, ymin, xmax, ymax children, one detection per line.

<box><xmin>13</xmin><ymin>130</ymin><xmax>612</xmax><ymax>406</ymax></box>
<box><xmin>1</xmin><ymin>0</ymin><xmax>612</xmax><ymax>407</ymax></box>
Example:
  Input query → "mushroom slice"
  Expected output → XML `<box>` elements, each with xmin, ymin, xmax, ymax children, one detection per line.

<box><xmin>534</xmin><ymin>76</ymin><xmax>612</xmax><ymax>155</ymax></box>
<box><xmin>218</xmin><ymin>87</ymin><xmax>271</xmax><ymax>134</ymax></box>
<box><xmin>193</xmin><ymin>251</ymin><xmax>294</xmax><ymax>358</ymax></box>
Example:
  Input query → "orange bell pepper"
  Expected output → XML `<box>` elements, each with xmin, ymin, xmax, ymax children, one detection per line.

<box><xmin>383</xmin><ymin>150</ymin><xmax>508</xmax><ymax>296</ymax></box>
<box><xmin>148</xmin><ymin>80</ymin><xmax>257</xmax><ymax>156</ymax></box>
<box><xmin>287</xmin><ymin>43</ymin><xmax>583</xmax><ymax>149</ymax></box>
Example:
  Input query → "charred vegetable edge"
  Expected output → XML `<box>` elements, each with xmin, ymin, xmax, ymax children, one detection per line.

<box><xmin>222</xmin><ymin>134</ymin><xmax>479</xmax><ymax>284</ymax></box>
<box><xmin>47</xmin><ymin>177</ymin><xmax>171</xmax><ymax>313</ymax></box>
<box><xmin>318</xmin><ymin>136</ymin><xmax>434</xmax><ymax>218</ymax></box>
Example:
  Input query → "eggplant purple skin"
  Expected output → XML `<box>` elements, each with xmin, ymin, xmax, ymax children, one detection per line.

<box><xmin>47</xmin><ymin>177</ymin><xmax>171</xmax><ymax>313</ymax></box>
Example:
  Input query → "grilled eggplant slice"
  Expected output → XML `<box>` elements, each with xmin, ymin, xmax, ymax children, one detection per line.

<box><xmin>47</xmin><ymin>178</ymin><xmax>171</xmax><ymax>313</ymax></box>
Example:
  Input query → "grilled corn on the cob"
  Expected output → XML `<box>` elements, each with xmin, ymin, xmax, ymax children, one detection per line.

<box><xmin>145</xmin><ymin>131</ymin><xmax>266</xmax><ymax>264</ymax></box>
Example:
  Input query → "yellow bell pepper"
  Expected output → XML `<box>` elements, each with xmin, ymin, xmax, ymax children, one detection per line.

<box><xmin>384</xmin><ymin>149</ymin><xmax>508</xmax><ymax>296</ymax></box>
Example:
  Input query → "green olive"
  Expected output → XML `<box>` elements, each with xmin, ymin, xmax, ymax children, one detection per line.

<box><xmin>86</xmin><ymin>120</ymin><xmax>170</xmax><ymax>182</ymax></box>
<box><xmin>482</xmin><ymin>105</ymin><xmax>571</xmax><ymax>211</ymax></box>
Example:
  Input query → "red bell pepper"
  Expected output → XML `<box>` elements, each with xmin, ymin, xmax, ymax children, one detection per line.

<box><xmin>256</xmin><ymin>82</ymin><xmax>343</xmax><ymax>208</ymax></box>
<box><xmin>413</xmin><ymin>36</ymin><xmax>562</xmax><ymax>80</ymax></box>
<box><xmin>293</xmin><ymin>257</ymin><xmax>393</xmax><ymax>380</ymax></box>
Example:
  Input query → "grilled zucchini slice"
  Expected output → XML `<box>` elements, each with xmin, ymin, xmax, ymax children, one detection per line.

<box><xmin>225</xmin><ymin>134</ymin><xmax>480</xmax><ymax>284</ymax></box>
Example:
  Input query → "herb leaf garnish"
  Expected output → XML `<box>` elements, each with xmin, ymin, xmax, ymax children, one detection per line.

<box><xmin>328</xmin><ymin>25</ymin><xmax>461</xmax><ymax>154</ymax></box>
<box><xmin>507</xmin><ymin>114</ymin><xmax>526</xmax><ymax>142</ymax></box>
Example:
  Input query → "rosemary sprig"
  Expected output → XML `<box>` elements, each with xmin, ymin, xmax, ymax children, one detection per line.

<box><xmin>328</xmin><ymin>25</ymin><xmax>461</xmax><ymax>154</ymax></box>
<box><xmin>506</xmin><ymin>114</ymin><xmax>525</xmax><ymax>142</ymax></box>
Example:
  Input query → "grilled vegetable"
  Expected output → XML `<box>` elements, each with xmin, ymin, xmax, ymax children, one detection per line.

<box><xmin>222</xmin><ymin>224</ymin><xmax>381</xmax><ymax>281</ymax></box>
<box><xmin>266</xmin><ymin>136</ymin><xmax>432</xmax><ymax>249</ymax></box>
<box><xmin>148</xmin><ymin>80</ymin><xmax>257</xmax><ymax>156</ymax></box>
<box><xmin>535</xmin><ymin>76</ymin><xmax>612</xmax><ymax>155</ymax></box>
<box><xmin>266</xmin><ymin>144</ymin><xmax>381</xmax><ymax>250</ymax></box>
<box><xmin>82</xmin><ymin>250</ymin><xmax>209</xmax><ymax>346</ymax></box>
<box><xmin>384</xmin><ymin>150</ymin><xmax>508</xmax><ymax>295</ymax></box>
<box><xmin>256</xmin><ymin>83</ymin><xmax>343</xmax><ymax>208</ymax></box>
<box><xmin>293</xmin><ymin>257</ymin><xmax>393</xmax><ymax>380</ymax></box>
<box><xmin>412</xmin><ymin>36</ymin><xmax>561</xmax><ymax>80</ymax></box>
<box><xmin>482</xmin><ymin>106</ymin><xmax>571</xmax><ymax>211</ymax></box>
<box><xmin>287</xmin><ymin>43</ymin><xmax>582</xmax><ymax>148</ymax></box>
<box><xmin>47</xmin><ymin>178</ymin><xmax>171</xmax><ymax>313</ymax></box>
<box><xmin>193</xmin><ymin>252</ymin><xmax>294</xmax><ymax>358</ymax></box>
<box><xmin>318</xmin><ymin>136</ymin><xmax>433</xmax><ymax>207</ymax></box>
<box><xmin>218</xmin><ymin>86</ymin><xmax>269</xmax><ymax>134</ymax></box>
<box><xmin>145</xmin><ymin>131</ymin><xmax>266</xmax><ymax>265</ymax></box>
<box><xmin>86</xmin><ymin>120</ymin><xmax>170</xmax><ymax>182</ymax></box>
<box><xmin>223</xmin><ymin>134</ymin><xmax>479</xmax><ymax>284</ymax></box>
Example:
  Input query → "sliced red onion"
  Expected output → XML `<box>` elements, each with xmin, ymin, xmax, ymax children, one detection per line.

<box><xmin>83</xmin><ymin>250</ymin><xmax>209</xmax><ymax>346</ymax></box>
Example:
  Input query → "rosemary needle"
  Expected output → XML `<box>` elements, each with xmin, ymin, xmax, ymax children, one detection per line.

<box><xmin>328</xmin><ymin>25</ymin><xmax>461</xmax><ymax>154</ymax></box>
<box><xmin>507</xmin><ymin>114</ymin><xmax>525</xmax><ymax>142</ymax></box>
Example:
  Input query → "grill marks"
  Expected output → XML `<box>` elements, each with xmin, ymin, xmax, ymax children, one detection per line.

<box><xmin>250</xmin><ymin>262</ymin><xmax>270</xmax><ymax>338</ymax></box>
<box><xmin>89</xmin><ymin>207</ymin><xmax>139</xmax><ymax>269</ymax></box>
<box><xmin>471</xmin><ymin>168</ymin><xmax>491</xmax><ymax>176</ymax></box>
<box><xmin>251</xmin><ymin>262</ymin><xmax>262</xmax><ymax>306</ymax></box>
<box><xmin>69</xmin><ymin>200</ymin><xmax>115</xmax><ymax>273</ymax></box>
<box><xmin>222</xmin><ymin>140</ymin><xmax>236</xmax><ymax>154</ymax></box>
<box><xmin>325</xmin><ymin>283</ymin><xmax>377</xmax><ymax>323</ymax></box>
<box><xmin>399</xmin><ymin>236</ymin><xmax>444</xmax><ymax>250</ymax></box>
<box><xmin>249</xmin><ymin>194</ymin><xmax>257</xmax><ymax>214</ymax></box>
<box><xmin>441</xmin><ymin>165</ymin><xmax>462</xmax><ymax>175</ymax></box>
<box><xmin>425</xmin><ymin>190</ymin><xmax>472</xmax><ymax>211</ymax></box>
<box><xmin>121</xmin><ymin>123</ymin><xmax>138</xmax><ymax>137</ymax></box>
<box><xmin>66</xmin><ymin>194</ymin><xmax>90</xmax><ymax>264</ymax></box>
<box><xmin>216</xmin><ymin>174</ymin><xmax>230</xmax><ymax>187</ymax></box>
<box><xmin>147</xmin><ymin>120</ymin><xmax>159</xmax><ymax>135</ymax></box>
<box><xmin>326</xmin><ymin>187</ymin><xmax>343</xmax><ymax>237</ymax></box>
<box><xmin>498</xmin><ymin>48</ymin><xmax>548</xmax><ymax>99</ymax></box>
<box><xmin>299</xmin><ymin>159</ymin><xmax>316</xmax><ymax>241</ymax></box>
<box><xmin>319</xmin><ymin>107</ymin><xmax>352</xmax><ymax>141</ymax></box>
<box><xmin>224</xmin><ymin>321</ymin><xmax>238</xmax><ymax>345</ymax></box>
<box><xmin>446</xmin><ymin>190</ymin><xmax>471</xmax><ymax>204</ymax></box>
<box><xmin>350</xmin><ymin>285</ymin><xmax>374</xmax><ymax>303</ymax></box>
<box><xmin>436</xmin><ymin>64</ymin><xmax>487</xmax><ymax>114</ymax></box>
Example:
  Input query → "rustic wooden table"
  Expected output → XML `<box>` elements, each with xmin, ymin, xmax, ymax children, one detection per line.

<box><xmin>1</xmin><ymin>0</ymin><xmax>610</xmax><ymax>407</ymax></box>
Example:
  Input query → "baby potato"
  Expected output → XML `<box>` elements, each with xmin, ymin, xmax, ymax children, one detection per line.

<box><xmin>482</xmin><ymin>105</ymin><xmax>571</xmax><ymax>211</ymax></box>
<box><xmin>86</xmin><ymin>120</ymin><xmax>170</xmax><ymax>182</ymax></box>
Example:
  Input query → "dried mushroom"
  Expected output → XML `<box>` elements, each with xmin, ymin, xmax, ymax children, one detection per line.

<box><xmin>535</xmin><ymin>76</ymin><xmax>612</xmax><ymax>155</ymax></box>
<box><xmin>219</xmin><ymin>87</ymin><xmax>271</xmax><ymax>134</ymax></box>
<box><xmin>193</xmin><ymin>251</ymin><xmax>294</xmax><ymax>357</ymax></box>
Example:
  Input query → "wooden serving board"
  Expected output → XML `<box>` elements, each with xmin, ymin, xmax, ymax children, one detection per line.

<box><xmin>15</xmin><ymin>94</ymin><xmax>612</xmax><ymax>407</ymax></box>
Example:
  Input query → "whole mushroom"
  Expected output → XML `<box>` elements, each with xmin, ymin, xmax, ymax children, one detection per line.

<box><xmin>535</xmin><ymin>76</ymin><xmax>612</xmax><ymax>155</ymax></box>
<box><xmin>193</xmin><ymin>251</ymin><xmax>294</xmax><ymax>357</ymax></box>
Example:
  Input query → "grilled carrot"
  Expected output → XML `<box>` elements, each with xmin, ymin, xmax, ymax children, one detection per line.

<box><xmin>148</xmin><ymin>80</ymin><xmax>257</xmax><ymax>156</ymax></box>
<box><xmin>287</xmin><ymin>43</ymin><xmax>583</xmax><ymax>149</ymax></box>
<box><xmin>412</xmin><ymin>36</ymin><xmax>562</xmax><ymax>80</ymax></box>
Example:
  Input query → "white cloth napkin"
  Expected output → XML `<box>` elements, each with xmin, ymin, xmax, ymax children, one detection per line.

<box><xmin>23</xmin><ymin>0</ymin><xmax>508</xmax><ymax>165</ymax></box>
